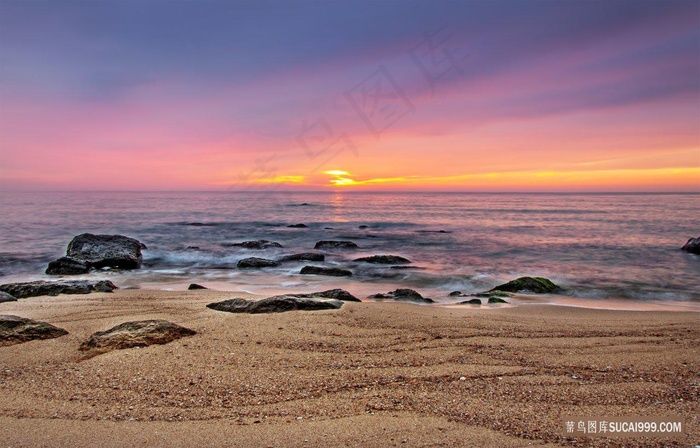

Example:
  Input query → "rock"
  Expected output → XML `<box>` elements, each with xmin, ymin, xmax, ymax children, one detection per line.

<box><xmin>237</xmin><ymin>257</ymin><xmax>280</xmax><ymax>268</ymax></box>
<box><xmin>389</xmin><ymin>266</ymin><xmax>425</xmax><ymax>270</ymax></box>
<box><xmin>416</xmin><ymin>230</ymin><xmax>450</xmax><ymax>234</ymax></box>
<box><xmin>287</xmin><ymin>223</ymin><xmax>308</xmax><ymax>228</ymax></box>
<box><xmin>488</xmin><ymin>276</ymin><xmax>561</xmax><ymax>294</ymax></box>
<box><xmin>473</xmin><ymin>290</ymin><xmax>512</xmax><ymax>298</ymax></box>
<box><xmin>79</xmin><ymin>320</ymin><xmax>196</xmax><ymax>352</ymax></box>
<box><xmin>300</xmin><ymin>266</ymin><xmax>352</xmax><ymax>277</ymax></box>
<box><xmin>225</xmin><ymin>240</ymin><xmax>283</xmax><ymax>249</ymax></box>
<box><xmin>488</xmin><ymin>297</ymin><xmax>508</xmax><ymax>304</ymax></box>
<box><xmin>0</xmin><ymin>315</ymin><xmax>68</xmax><ymax>346</ymax></box>
<box><xmin>45</xmin><ymin>256</ymin><xmax>90</xmax><ymax>275</ymax></box>
<box><xmin>358</xmin><ymin>225</ymin><xmax>368</xmax><ymax>229</ymax></box>
<box><xmin>188</xmin><ymin>283</ymin><xmax>207</xmax><ymax>290</ymax></box>
<box><xmin>294</xmin><ymin>288</ymin><xmax>360</xmax><ymax>302</ymax></box>
<box><xmin>65</xmin><ymin>233</ymin><xmax>145</xmax><ymax>270</ymax></box>
<box><xmin>449</xmin><ymin>291</ymin><xmax>463</xmax><ymax>297</ymax></box>
<box><xmin>681</xmin><ymin>236</ymin><xmax>700</xmax><ymax>254</ymax></box>
<box><xmin>0</xmin><ymin>291</ymin><xmax>17</xmax><ymax>303</ymax></box>
<box><xmin>314</xmin><ymin>240</ymin><xmax>359</xmax><ymax>250</ymax></box>
<box><xmin>353</xmin><ymin>255</ymin><xmax>411</xmax><ymax>264</ymax></box>
<box><xmin>368</xmin><ymin>288</ymin><xmax>434</xmax><ymax>303</ymax></box>
<box><xmin>0</xmin><ymin>280</ymin><xmax>118</xmax><ymax>299</ymax></box>
<box><xmin>278</xmin><ymin>253</ymin><xmax>325</xmax><ymax>262</ymax></box>
<box><xmin>207</xmin><ymin>296</ymin><xmax>343</xmax><ymax>314</ymax></box>
<box><xmin>458</xmin><ymin>298</ymin><xmax>482</xmax><ymax>305</ymax></box>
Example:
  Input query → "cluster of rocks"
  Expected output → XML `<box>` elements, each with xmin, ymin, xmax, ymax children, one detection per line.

<box><xmin>46</xmin><ymin>233</ymin><xmax>146</xmax><ymax>275</ymax></box>
<box><xmin>0</xmin><ymin>314</ymin><xmax>195</xmax><ymax>355</ymax></box>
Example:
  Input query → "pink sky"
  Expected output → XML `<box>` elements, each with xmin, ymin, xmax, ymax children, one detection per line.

<box><xmin>1</xmin><ymin>1</ymin><xmax>698</xmax><ymax>191</ymax></box>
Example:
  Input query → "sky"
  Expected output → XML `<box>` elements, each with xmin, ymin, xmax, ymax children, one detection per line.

<box><xmin>0</xmin><ymin>0</ymin><xmax>698</xmax><ymax>192</ymax></box>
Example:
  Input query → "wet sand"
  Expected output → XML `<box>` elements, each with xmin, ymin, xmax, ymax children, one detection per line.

<box><xmin>0</xmin><ymin>289</ymin><xmax>698</xmax><ymax>447</ymax></box>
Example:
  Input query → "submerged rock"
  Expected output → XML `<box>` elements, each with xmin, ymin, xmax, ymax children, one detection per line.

<box><xmin>681</xmin><ymin>236</ymin><xmax>700</xmax><ymax>254</ymax></box>
<box><xmin>314</xmin><ymin>240</ymin><xmax>359</xmax><ymax>250</ymax></box>
<box><xmin>45</xmin><ymin>256</ymin><xmax>90</xmax><ymax>275</ymax></box>
<box><xmin>300</xmin><ymin>266</ymin><xmax>352</xmax><ymax>277</ymax></box>
<box><xmin>353</xmin><ymin>255</ymin><xmax>411</xmax><ymax>264</ymax></box>
<box><xmin>226</xmin><ymin>240</ymin><xmax>283</xmax><ymax>249</ymax></box>
<box><xmin>293</xmin><ymin>288</ymin><xmax>360</xmax><ymax>302</ymax></box>
<box><xmin>278</xmin><ymin>252</ymin><xmax>325</xmax><ymax>262</ymax></box>
<box><xmin>488</xmin><ymin>297</ymin><xmax>508</xmax><ymax>304</ymax></box>
<box><xmin>237</xmin><ymin>257</ymin><xmax>280</xmax><ymax>268</ymax></box>
<box><xmin>0</xmin><ymin>315</ymin><xmax>68</xmax><ymax>346</ymax></box>
<box><xmin>458</xmin><ymin>298</ymin><xmax>482</xmax><ymax>305</ymax></box>
<box><xmin>0</xmin><ymin>291</ymin><xmax>17</xmax><ymax>303</ymax></box>
<box><xmin>449</xmin><ymin>291</ymin><xmax>464</xmax><ymax>297</ymax></box>
<box><xmin>0</xmin><ymin>280</ymin><xmax>117</xmax><ymax>299</ymax></box>
<box><xmin>368</xmin><ymin>288</ymin><xmax>434</xmax><ymax>303</ymax></box>
<box><xmin>358</xmin><ymin>225</ymin><xmax>369</xmax><ymax>229</ymax></box>
<box><xmin>80</xmin><ymin>320</ymin><xmax>195</xmax><ymax>352</ymax></box>
<box><xmin>473</xmin><ymin>290</ymin><xmax>512</xmax><ymax>298</ymax></box>
<box><xmin>287</xmin><ymin>223</ymin><xmax>308</xmax><ymax>228</ymax></box>
<box><xmin>207</xmin><ymin>296</ymin><xmax>343</xmax><ymax>314</ymax></box>
<box><xmin>489</xmin><ymin>276</ymin><xmax>561</xmax><ymax>294</ymax></box>
<box><xmin>188</xmin><ymin>283</ymin><xmax>207</xmax><ymax>290</ymax></box>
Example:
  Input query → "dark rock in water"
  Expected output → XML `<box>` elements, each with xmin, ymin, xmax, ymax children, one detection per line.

<box><xmin>65</xmin><ymin>233</ymin><xmax>145</xmax><ymax>270</ymax></box>
<box><xmin>225</xmin><ymin>240</ymin><xmax>283</xmax><ymax>249</ymax></box>
<box><xmin>458</xmin><ymin>298</ymin><xmax>482</xmax><ymax>305</ymax></box>
<box><xmin>0</xmin><ymin>280</ymin><xmax>117</xmax><ymax>299</ymax></box>
<box><xmin>389</xmin><ymin>266</ymin><xmax>425</xmax><ymax>270</ymax></box>
<box><xmin>186</xmin><ymin>246</ymin><xmax>201</xmax><ymax>250</ymax></box>
<box><xmin>323</xmin><ymin>227</ymin><xmax>334</xmax><ymax>230</ymax></box>
<box><xmin>489</xmin><ymin>276</ymin><xmax>560</xmax><ymax>294</ymax></box>
<box><xmin>293</xmin><ymin>288</ymin><xmax>360</xmax><ymax>302</ymax></box>
<box><xmin>188</xmin><ymin>283</ymin><xmax>207</xmax><ymax>290</ymax></box>
<box><xmin>0</xmin><ymin>291</ymin><xmax>18</xmax><ymax>303</ymax></box>
<box><xmin>488</xmin><ymin>297</ymin><xmax>508</xmax><ymax>304</ymax></box>
<box><xmin>368</xmin><ymin>288</ymin><xmax>434</xmax><ymax>303</ymax></box>
<box><xmin>45</xmin><ymin>256</ymin><xmax>90</xmax><ymax>275</ymax></box>
<box><xmin>300</xmin><ymin>266</ymin><xmax>352</xmax><ymax>277</ymax></box>
<box><xmin>79</xmin><ymin>320</ymin><xmax>196</xmax><ymax>352</ymax></box>
<box><xmin>473</xmin><ymin>290</ymin><xmax>512</xmax><ymax>298</ymax></box>
<box><xmin>278</xmin><ymin>253</ymin><xmax>325</xmax><ymax>262</ymax></box>
<box><xmin>353</xmin><ymin>255</ymin><xmax>411</xmax><ymax>264</ymax></box>
<box><xmin>314</xmin><ymin>240</ymin><xmax>359</xmax><ymax>249</ymax></box>
<box><xmin>287</xmin><ymin>223</ymin><xmax>308</xmax><ymax>228</ymax></box>
<box><xmin>186</xmin><ymin>222</ymin><xmax>218</xmax><ymax>226</ymax></box>
<box><xmin>449</xmin><ymin>291</ymin><xmax>463</xmax><ymax>297</ymax></box>
<box><xmin>416</xmin><ymin>230</ymin><xmax>451</xmax><ymax>234</ymax></box>
<box><xmin>358</xmin><ymin>225</ymin><xmax>368</xmax><ymax>229</ymax></box>
<box><xmin>0</xmin><ymin>315</ymin><xmax>69</xmax><ymax>346</ymax></box>
<box><xmin>207</xmin><ymin>296</ymin><xmax>343</xmax><ymax>314</ymax></box>
<box><xmin>237</xmin><ymin>257</ymin><xmax>280</xmax><ymax>268</ymax></box>
<box><xmin>681</xmin><ymin>236</ymin><xmax>700</xmax><ymax>254</ymax></box>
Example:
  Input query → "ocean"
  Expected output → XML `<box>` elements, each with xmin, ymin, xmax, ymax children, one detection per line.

<box><xmin>1</xmin><ymin>191</ymin><xmax>698</xmax><ymax>309</ymax></box>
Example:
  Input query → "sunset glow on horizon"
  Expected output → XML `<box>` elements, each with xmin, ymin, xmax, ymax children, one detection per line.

<box><xmin>1</xmin><ymin>0</ymin><xmax>698</xmax><ymax>192</ymax></box>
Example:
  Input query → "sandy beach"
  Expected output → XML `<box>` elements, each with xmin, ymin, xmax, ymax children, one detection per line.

<box><xmin>0</xmin><ymin>289</ymin><xmax>697</xmax><ymax>447</ymax></box>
